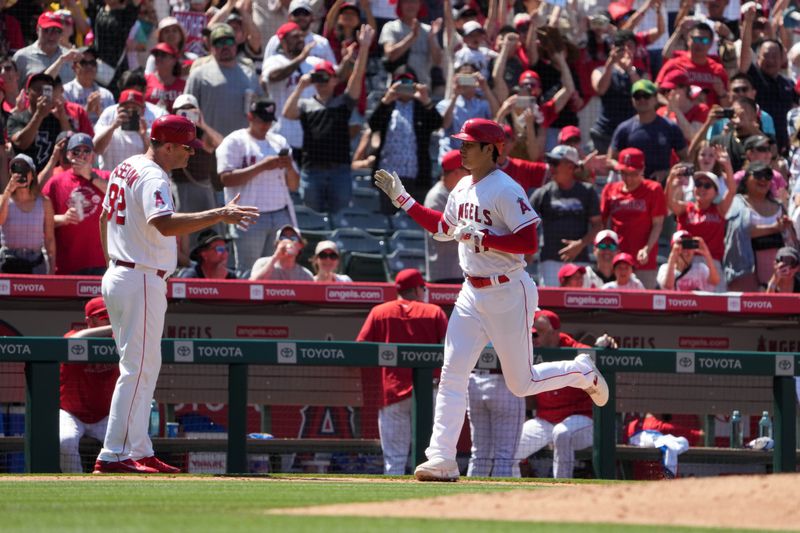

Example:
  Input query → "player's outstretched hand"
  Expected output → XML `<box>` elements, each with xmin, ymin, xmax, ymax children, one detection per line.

<box><xmin>218</xmin><ymin>193</ymin><xmax>260</xmax><ymax>229</ymax></box>
<box><xmin>453</xmin><ymin>223</ymin><xmax>485</xmax><ymax>249</ymax></box>
<box><xmin>374</xmin><ymin>169</ymin><xmax>410</xmax><ymax>208</ymax></box>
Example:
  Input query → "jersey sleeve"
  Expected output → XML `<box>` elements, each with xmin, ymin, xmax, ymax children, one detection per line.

<box><xmin>141</xmin><ymin>177</ymin><xmax>175</xmax><ymax>222</ymax></box>
<box><xmin>216</xmin><ymin>134</ymin><xmax>243</xmax><ymax>174</ymax></box>
<box><xmin>650</xmin><ymin>182</ymin><xmax>668</xmax><ymax>217</ymax></box>
<box><xmin>497</xmin><ymin>184</ymin><xmax>540</xmax><ymax>234</ymax></box>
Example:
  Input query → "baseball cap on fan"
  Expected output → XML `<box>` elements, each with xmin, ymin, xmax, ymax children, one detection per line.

<box><xmin>594</xmin><ymin>229</ymin><xmax>620</xmax><ymax>246</ymax></box>
<box><xmin>462</xmin><ymin>21</ymin><xmax>485</xmax><ymax>36</ymax></box>
<box><xmin>150</xmin><ymin>114</ymin><xmax>203</xmax><ymax>150</ymax></box>
<box><xmin>441</xmin><ymin>150</ymin><xmax>463</xmax><ymax>172</ymax></box>
<box><xmin>545</xmin><ymin>145</ymin><xmax>580</xmax><ymax>165</ymax></box>
<box><xmin>38</xmin><ymin>11</ymin><xmax>64</xmax><ymax>30</ymax></box>
<box><xmin>84</xmin><ymin>296</ymin><xmax>109</xmax><ymax>321</ymax></box>
<box><xmin>558</xmin><ymin>126</ymin><xmax>581</xmax><ymax>144</ymax></box>
<box><xmin>250</xmin><ymin>98</ymin><xmax>277</xmax><ymax>122</ymax></box>
<box><xmin>615</xmin><ymin>147</ymin><xmax>645</xmax><ymax>173</ymax></box>
<box><xmin>557</xmin><ymin>264</ymin><xmax>585</xmax><ymax>285</ymax></box>
<box><xmin>289</xmin><ymin>0</ymin><xmax>313</xmax><ymax>14</ymax></box>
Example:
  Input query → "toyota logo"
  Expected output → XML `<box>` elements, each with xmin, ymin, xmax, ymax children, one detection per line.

<box><xmin>380</xmin><ymin>350</ymin><xmax>394</xmax><ymax>361</ymax></box>
<box><xmin>679</xmin><ymin>357</ymin><xmax>692</xmax><ymax>367</ymax></box>
<box><xmin>177</xmin><ymin>346</ymin><xmax>191</xmax><ymax>357</ymax></box>
<box><xmin>778</xmin><ymin>360</ymin><xmax>792</xmax><ymax>371</ymax></box>
<box><xmin>481</xmin><ymin>352</ymin><xmax>493</xmax><ymax>363</ymax></box>
<box><xmin>280</xmin><ymin>347</ymin><xmax>293</xmax><ymax>359</ymax></box>
<box><xmin>70</xmin><ymin>345</ymin><xmax>86</xmax><ymax>355</ymax></box>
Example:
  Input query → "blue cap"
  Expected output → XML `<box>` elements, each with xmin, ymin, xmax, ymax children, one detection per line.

<box><xmin>67</xmin><ymin>133</ymin><xmax>94</xmax><ymax>152</ymax></box>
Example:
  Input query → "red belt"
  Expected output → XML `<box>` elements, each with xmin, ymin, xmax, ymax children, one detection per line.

<box><xmin>115</xmin><ymin>260</ymin><xmax>168</xmax><ymax>279</ymax></box>
<box><xmin>466</xmin><ymin>274</ymin><xmax>510</xmax><ymax>289</ymax></box>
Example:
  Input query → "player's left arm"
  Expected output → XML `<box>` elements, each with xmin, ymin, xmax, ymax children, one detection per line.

<box><xmin>99</xmin><ymin>208</ymin><xmax>109</xmax><ymax>264</ymax></box>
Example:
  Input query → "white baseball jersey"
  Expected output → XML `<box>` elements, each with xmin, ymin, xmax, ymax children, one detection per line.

<box><xmin>216</xmin><ymin>129</ymin><xmax>295</xmax><ymax>212</ymax></box>
<box><xmin>103</xmin><ymin>154</ymin><xmax>177</xmax><ymax>272</ymax></box>
<box><xmin>442</xmin><ymin>169</ymin><xmax>540</xmax><ymax>277</ymax></box>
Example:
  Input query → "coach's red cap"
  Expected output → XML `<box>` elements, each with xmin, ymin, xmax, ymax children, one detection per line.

<box><xmin>533</xmin><ymin>309</ymin><xmax>561</xmax><ymax>331</ymax></box>
<box><xmin>441</xmin><ymin>150</ymin><xmax>462</xmax><ymax>172</ymax></box>
<box><xmin>38</xmin><ymin>12</ymin><xmax>64</xmax><ymax>30</ymax></box>
<box><xmin>612</xmin><ymin>252</ymin><xmax>636</xmax><ymax>267</ymax></box>
<box><xmin>119</xmin><ymin>89</ymin><xmax>145</xmax><ymax>107</ymax></box>
<box><xmin>313</xmin><ymin>60</ymin><xmax>336</xmax><ymax>77</ymax></box>
<box><xmin>84</xmin><ymin>297</ymin><xmax>109</xmax><ymax>321</ymax></box>
<box><xmin>276</xmin><ymin>21</ymin><xmax>301</xmax><ymax>41</ymax></box>
<box><xmin>557</xmin><ymin>264</ymin><xmax>585</xmax><ymax>285</ymax></box>
<box><xmin>558</xmin><ymin>126</ymin><xmax>581</xmax><ymax>144</ymax></box>
<box><xmin>615</xmin><ymin>147</ymin><xmax>645</xmax><ymax>173</ymax></box>
<box><xmin>395</xmin><ymin>268</ymin><xmax>426</xmax><ymax>291</ymax></box>
<box><xmin>451</xmin><ymin>118</ymin><xmax>505</xmax><ymax>146</ymax></box>
<box><xmin>151</xmin><ymin>114</ymin><xmax>203</xmax><ymax>150</ymax></box>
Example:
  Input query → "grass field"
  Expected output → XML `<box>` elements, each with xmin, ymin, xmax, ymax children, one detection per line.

<box><xmin>0</xmin><ymin>475</ymin><xmax>769</xmax><ymax>533</ymax></box>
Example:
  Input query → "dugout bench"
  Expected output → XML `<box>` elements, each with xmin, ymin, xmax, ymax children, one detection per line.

<box><xmin>0</xmin><ymin>337</ymin><xmax>797</xmax><ymax>477</ymax></box>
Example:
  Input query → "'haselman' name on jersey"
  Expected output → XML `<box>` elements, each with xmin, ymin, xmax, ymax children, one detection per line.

<box><xmin>443</xmin><ymin>169</ymin><xmax>540</xmax><ymax>277</ymax></box>
<box><xmin>102</xmin><ymin>154</ymin><xmax>178</xmax><ymax>273</ymax></box>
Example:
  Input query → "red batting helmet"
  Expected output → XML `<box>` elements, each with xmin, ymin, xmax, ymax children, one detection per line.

<box><xmin>451</xmin><ymin>118</ymin><xmax>505</xmax><ymax>147</ymax></box>
<box><xmin>151</xmin><ymin>114</ymin><xmax>203</xmax><ymax>150</ymax></box>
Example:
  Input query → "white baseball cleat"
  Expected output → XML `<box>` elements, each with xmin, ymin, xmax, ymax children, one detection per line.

<box><xmin>576</xmin><ymin>353</ymin><xmax>609</xmax><ymax>407</ymax></box>
<box><xmin>414</xmin><ymin>458</ymin><xmax>460</xmax><ymax>482</ymax></box>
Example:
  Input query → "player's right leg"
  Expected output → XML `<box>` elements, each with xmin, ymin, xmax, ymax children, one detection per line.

<box><xmin>59</xmin><ymin>410</ymin><xmax>85</xmax><ymax>473</ymax></box>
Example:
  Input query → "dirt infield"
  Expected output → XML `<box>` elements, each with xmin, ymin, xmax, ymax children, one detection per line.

<box><xmin>272</xmin><ymin>474</ymin><xmax>800</xmax><ymax>530</ymax></box>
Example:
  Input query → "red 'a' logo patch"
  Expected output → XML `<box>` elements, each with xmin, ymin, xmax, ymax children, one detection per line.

<box><xmin>517</xmin><ymin>197</ymin><xmax>531</xmax><ymax>215</ymax></box>
<box><xmin>154</xmin><ymin>190</ymin><xmax>166</xmax><ymax>208</ymax></box>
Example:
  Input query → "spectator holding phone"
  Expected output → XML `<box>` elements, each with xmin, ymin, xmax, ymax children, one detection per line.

<box><xmin>8</xmin><ymin>73</ymin><xmax>71</xmax><ymax>172</ymax></box>
<box><xmin>765</xmin><ymin>246</ymin><xmax>800</xmax><ymax>293</ymax></box>
<box><xmin>368</xmin><ymin>69</ymin><xmax>442</xmax><ymax>213</ymax></box>
<box><xmin>0</xmin><ymin>154</ymin><xmax>56</xmax><ymax>274</ymax></box>
<box><xmin>666</xmin><ymin>159</ymin><xmax>735</xmax><ymax>291</ymax></box>
<box><xmin>437</xmin><ymin>61</ymin><xmax>498</xmax><ymax>160</ymax></box>
<box><xmin>705</xmin><ymin>73</ymin><xmax>776</xmax><ymax>141</ymax></box>
<box><xmin>658</xmin><ymin>231</ymin><xmax>720</xmax><ymax>291</ymax></box>
<box><xmin>216</xmin><ymin>98</ymin><xmax>299</xmax><ymax>274</ymax></box>
<box><xmin>92</xmin><ymin>89</ymin><xmax>155</xmax><ymax>171</ymax></box>
<box><xmin>703</xmin><ymin>97</ymin><xmax>767</xmax><ymax>172</ymax></box>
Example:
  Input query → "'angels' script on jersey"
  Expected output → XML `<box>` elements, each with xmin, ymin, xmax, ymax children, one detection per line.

<box><xmin>457</xmin><ymin>202</ymin><xmax>493</xmax><ymax>226</ymax></box>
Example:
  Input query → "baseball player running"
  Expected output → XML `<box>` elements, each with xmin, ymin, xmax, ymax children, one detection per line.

<box><xmin>94</xmin><ymin>115</ymin><xmax>259</xmax><ymax>474</ymax></box>
<box><xmin>373</xmin><ymin>118</ymin><xmax>608</xmax><ymax>481</ymax></box>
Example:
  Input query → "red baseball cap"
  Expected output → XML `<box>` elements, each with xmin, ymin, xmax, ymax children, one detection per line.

<box><xmin>451</xmin><ymin>118</ymin><xmax>505</xmax><ymax>146</ymax></box>
<box><xmin>659</xmin><ymin>70</ymin><xmax>690</xmax><ymax>91</ymax></box>
<box><xmin>313</xmin><ymin>60</ymin><xmax>336</xmax><ymax>77</ymax></box>
<box><xmin>533</xmin><ymin>309</ymin><xmax>561</xmax><ymax>331</ymax></box>
<box><xmin>395</xmin><ymin>268</ymin><xmax>426</xmax><ymax>291</ymax></box>
<box><xmin>518</xmin><ymin>70</ymin><xmax>540</xmax><ymax>86</ymax></box>
<box><xmin>276</xmin><ymin>21</ymin><xmax>301</xmax><ymax>41</ymax></box>
<box><xmin>151</xmin><ymin>114</ymin><xmax>203</xmax><ymax>150</ymax></box>
<box><xmin>615</xmin><ymin>147</ymin><xmax>645</xmax><ymax>173</ymax></box>
<box><xmin>84</xmin><ymin>296</ymin><xmax>109</xmax><ymax>321</ymax></box>
<box><xmin>608</xmin><ymin>1</ymin><xmax>633</xmax><ymax>22</ymax></box>
<box><xmin>558</xmin><ymin>126</ymin><xmax>581</xmax><ymax>144</ymax></box>
<box><xmin>612</xmin><ymin>252</ymin><xmax>636</xmax><ymax>268</ymax></box>
<box><xmin>151</xmin><ymin>42</ymin><xmax>179</xmax><ymax>56</ymax></box>
<box><xmin>119</xmin><ymin>89</ymin><xmax>145</xmax><ymax>107</ymax></box>
<box><xmin>441</xmin><ymin>150</ymin><xmax>462</xmax><ymax>172</ymax></box>
<box><xmin>38</xmin><ymin>12</ymin><xmax>64</xmax><ymax>30</ymax></box>
<box><xmin>557</xmin><ymin>264</ymin><xmax>586</xmax><ymax>285</ymax></box>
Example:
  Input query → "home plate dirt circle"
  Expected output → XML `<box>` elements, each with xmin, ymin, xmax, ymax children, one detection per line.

<box><xmin>270</xmin><ymin>473</ymin><xmax>800</xmax><ymax>530</ymax></box>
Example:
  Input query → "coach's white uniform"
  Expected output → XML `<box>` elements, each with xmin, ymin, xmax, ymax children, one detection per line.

<box><xmin>98</xmin><ymin>154</ymin><xmax>176</xmax><ymax>463</ymax></box>
<box><xmin>425</xmin><ymin>169</ymin><xmax>599</xmax><ymax>463</ymax></box>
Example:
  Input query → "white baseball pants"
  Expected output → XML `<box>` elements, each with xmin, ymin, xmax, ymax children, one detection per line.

<box><xmin>425</xmin><ymin>271</ymin><xmax>596</xmax><ymax>462</ymax></box>
<box><xmin>378</xmin><ymin>398</ymin><xmax>412</xmax><ymax>475</ymax></box>
<box><xmin>60</xmin><ymin>410</ymin><xmax>109</xmax><ymax>473</ymax></box>
<box><xmin>466</xmin><ymin>373</ymin><xmax>525</xmax><ymax>477</ymax></box>
<box><xmin>514</xmin><ymin>414</ymin><xmax>593</xmax><ymax>478</ymax></box>
<box><xmin>98</xmin><ymin>265</ymin><xmax>167</xmax><ymax>462</ymax></box>
<box><xmin>629</xmin><ymin>430</ymin><xmax>689</xmax><ymax>476</ymax></box>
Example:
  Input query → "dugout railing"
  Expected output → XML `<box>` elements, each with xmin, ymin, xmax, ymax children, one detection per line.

<box><xmin>0</xmin><ymin>337</ymin><xmax>797</xmax><ymax>477</ymax></box>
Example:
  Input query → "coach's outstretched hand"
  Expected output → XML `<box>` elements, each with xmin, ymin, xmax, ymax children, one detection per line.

<box><xmin>218</xmin><ymin>193</ymin><xmax>260</xmax><ymax>230</ymax></box>
<box><xmin>374</xmin><ymin>169</ymin><xmax>410</xmax><ymax>208</ymax></box>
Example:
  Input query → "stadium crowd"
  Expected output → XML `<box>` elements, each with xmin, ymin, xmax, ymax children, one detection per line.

<box><xmin>1</xmin><ymin>0</ymin><xmax>800</xmax><ymax>293</ymax></box>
